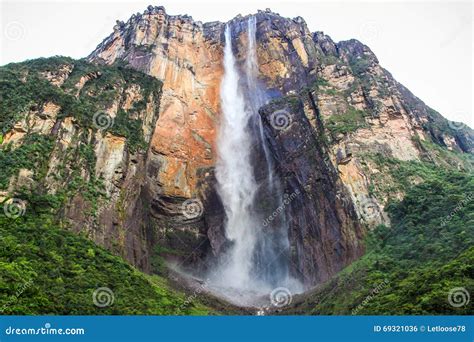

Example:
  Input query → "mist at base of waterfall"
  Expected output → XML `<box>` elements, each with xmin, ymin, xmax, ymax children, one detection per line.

<box><xmin>170</xmin><ymin>261</ymin><xmax>304</xmax><ymax>308</ymax></box>
<box><xmin>206</xmin><ymin>278</ymin><xmax>304</xmax><ymax>308</ymax></box>
<box><xmin>206</xmin><ymin>263</ymin><xmax>305</xmax><ymax>307</ymax></box>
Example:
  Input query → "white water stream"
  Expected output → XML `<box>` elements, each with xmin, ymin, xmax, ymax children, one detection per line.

<box><xmin>213</xmin><ymin>22</ymin><xmax>260</xmax><ymax>290</ymax></box>
<box><xmin>207</xmin><ymin>17</ymin><xmax>302</xmax><ymax>307</ymax></box>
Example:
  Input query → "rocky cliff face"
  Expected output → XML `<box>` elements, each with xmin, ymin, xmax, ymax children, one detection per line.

<box><xmin>86</xmin><ymin>6</ymin><xmax>473</xmax><ymax>286</ymax></box>
<box><xmin>0</xmin><ymin>57</ymin><xmax>162</xmax><ymax>270</ymax></box>
<box><xmin>89</xmin><ymin>6</ymin><xmax>223</xmax><ymax>197</ymax></box>
<box><xmin>3</xmin><ymin>6</ymin><xmax>472</xmax><ymax>293</ymax></box>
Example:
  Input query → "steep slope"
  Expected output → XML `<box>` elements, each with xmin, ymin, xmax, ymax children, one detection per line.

<box><xmin>281</xmin><ymin>162</ymin><xmax>473</xmax><ymax>315</ymax></box>
<box><xmin>88</xmin><ymin>5</ymin><xmax>473</xmax><ymax>289</ymax></box>
<box><xmin>0</xmin><ymin>57</ymin><xmax>163</xmax><ymax>270</ymax></box>
<box><xmin>0</xmin><ymin>214</ymin><xmax>213</xmax><ymax>315</ymax></box>
<box><xmin>87</xmin><ymin>6</ymin><xmax>365</xmax><ymax>288</ymax></box>
<box><xmin>1</xmin><ymin>5</ymin><xmax>473</xmax><ymax>314</ymax></box>
<box><xmin>0</xmin><ymin>57</ymin><xmax>227</xmax><ymax>314</ymax></box>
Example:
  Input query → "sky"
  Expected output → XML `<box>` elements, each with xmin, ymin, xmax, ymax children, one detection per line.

<box><xmin>0</xmin><ymin>0</ymin><xmax>472</xmax><ymax>127</ymax></box>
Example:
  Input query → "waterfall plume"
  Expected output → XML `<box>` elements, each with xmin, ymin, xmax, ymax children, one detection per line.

<box><xmin>208</xmin><ymin>17</ymin><xmax>302</xmax><ymax>306</ymax></box>
<box><xmin>213</xmin><ymin>23</ymin><xmax>260</xmax><ymax>290</ymax></box>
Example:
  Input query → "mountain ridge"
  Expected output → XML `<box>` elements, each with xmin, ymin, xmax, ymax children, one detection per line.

<box><xmin>0</xmin><ymin>4</ymin><xmax>472</xmax><ymax>314</ymax></box>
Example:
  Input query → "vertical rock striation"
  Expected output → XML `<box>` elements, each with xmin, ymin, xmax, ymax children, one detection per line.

<box><xmin>3</xmin><ymin>6</ymin><xmax>471</xmax><ymax>298</ymax></box>
<box><xmin>87</xmin><ymin>6</ymin><xmax>473</xmax><ymax>289</ymax></box>
<box><xmin>0</xmin><ymin>57</ymin><xmax>162</xmax><ymax>270</ymax></box>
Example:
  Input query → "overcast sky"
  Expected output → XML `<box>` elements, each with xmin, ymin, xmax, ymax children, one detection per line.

<box><xmin>1</xmin><ymin>0</ymin><xmax>472</xmax><ymax>127</ymax></box>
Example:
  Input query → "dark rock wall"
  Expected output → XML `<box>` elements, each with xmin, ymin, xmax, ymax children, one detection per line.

<box><xmin>73</xmin><ymin>6</ymin><xmax>474</xmax><ymax>285</ymax></box>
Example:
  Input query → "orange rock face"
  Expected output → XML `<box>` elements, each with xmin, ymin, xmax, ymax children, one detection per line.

<box><xmin>86</xmin><ymin>6</ymin><xmax>473</xmax><ymax>281</ymax></box>
<box><xmin>89</xmin><ymin>9</ymin><xmax>224</xmax><ymax>198</ymax></box>
<box><xmin>147</xmin><ymin>22</ymin><xmax>223</xmax><ymax>197</ymax></box>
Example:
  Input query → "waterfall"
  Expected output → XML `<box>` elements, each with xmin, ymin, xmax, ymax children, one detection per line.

<box><xmin>245</xmin><ymin>16</ymin><xmax>274</xmax><ymax>186</ymax></box>
<box><xmin>209</xmin><ymin>18</ymin><xmax>301</xmax><ymax>306</ymax></box>
<box><xmin>214</xmin><ymin>23</ymin><xmax>260</xmax><ymax>290</ymax></box>
<box><xmin>245</xmin><ymin>16</ymin><xmax>266</xmax><ymax>109</ymax></box>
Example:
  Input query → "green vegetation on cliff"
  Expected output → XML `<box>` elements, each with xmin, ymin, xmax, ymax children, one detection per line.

<box><xmin>0</xmin><ymin>57</ymin><xmax>213</xmax><ymax>315</ymax></box>
<box><xmin>0</xmin><ymin>212</ymin><xmax>211</xmax><ymax>315</ymax></box>
<box><xmin>0</xmin><ymin>56</ymin><xmax>161</xmax><ymax>151</ymax></box>
<box><xmin>1</xmin><ymin>51</ymin><xmax>472</xmax><ymax>317</ymax></box>
<box><xmin>0</xmin><ymin>134</ymin><xmax>55</xmax><ymax>189</ymax></box>
<box><xmin>0</xmin><ymin>57</ymin><xmax>162</xmax><ymax>216</ymax></box>
<box><xmin>285</xmin><ymin>160</ymin><xmax>473</xmax><ymax>314</ymax></box>
<box><xmin>325</xmin><ymin>106</ymin><xmax>368</xmax><ymax>135</ymax></box>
